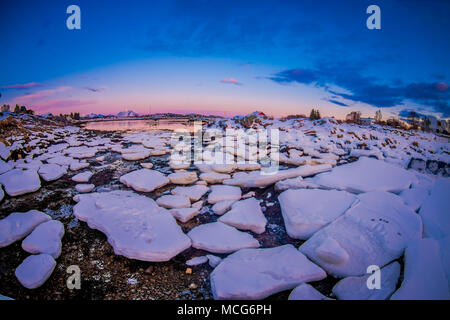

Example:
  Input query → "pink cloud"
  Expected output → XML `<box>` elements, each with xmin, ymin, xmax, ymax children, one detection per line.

<box><xmin>436</xmin><ymin>82</ymin><xmax>448</xmax><ymax>91</ymax></box>
<box><xmin>1</xmin><ymin>82</ymin><xmax>44</xmax><ymax>89</ymax></box>
<box><xmin>220</xmin><ymin>78</ymin><xmax>243</xmax><ymax>86</ymax></box>
<box><xmin>32</xmin><ymin>99</ymin><xmax>97</xmax><ymax>113</ymax></box>
<box><xmin>14</xmin><ymin>86</ymin><xmax>73</xmax><ymax>104</ymax></box>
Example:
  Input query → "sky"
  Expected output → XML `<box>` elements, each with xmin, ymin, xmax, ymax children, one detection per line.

<box><xmin>0</xmin><ymin>0</ymin><xmax>449</xmax><ymax>119</ymax></box>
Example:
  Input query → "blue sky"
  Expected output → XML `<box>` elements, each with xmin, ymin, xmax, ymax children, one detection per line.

<box><xmin>0</xmin><ymin>0</ymin><xmax>449</xmax><ymax>118</ymax></box>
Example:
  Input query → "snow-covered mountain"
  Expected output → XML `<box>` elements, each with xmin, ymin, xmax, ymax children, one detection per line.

<box><xmin>116</xmin><ymin>110</ymin><xmax>139</xmax><ymax>117</ymax></box>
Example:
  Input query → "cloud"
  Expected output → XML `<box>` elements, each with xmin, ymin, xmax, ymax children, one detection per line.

<box><xmin>83</xmin><ymin>86</ymin><xmax>107</xmax><ymax>93</ymax></box>
<box><xmin>14</xmin><ymin>86</ymin><xmax>72</xmax><ymax>104</ymax></box>
<box><xmin>269</xmin><ymin>63</ymin><xmax>450</xmax><ymax>117</ymax></box>
<box><xmin>220</xmin><ymin>78</ymin><xmax>243</xmax><ymax>86</ymax></box>
<box><xmin>327</xmin><ymin>99</ymin><xmax>348</xmax><ymax>107</ymax></box>
<box><xmin>32</xmin><ymin>99</ymin><xmax>97</xmax><ymax>112</ymax></box>
<box><xmin>1</xmin><ymin>82</ymin><xmax>44</xmax><ymax>89</ymax></box>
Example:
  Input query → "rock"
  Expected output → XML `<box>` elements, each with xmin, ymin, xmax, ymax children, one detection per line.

<box><xmin>0</xmin><ymin>169</ymin><xmax>41</xmax><ymax>196</ymax></box>
<box><xmin>168</xmin><ymin>171</ymin><xmax>198</xmax><ymax>185</ymax></box>
<box><xmin>38</xmin><ymin>164</ymin><xmax>67</xmax><ymax>182</ymax></box>
<box><xmin>73</xmin><ymin>190</ymin><xmax>191</xmax><ymax>261</ymax></box>
<box><xmin>120</xmin><ymin>169</ymin><xmax>169</xmax><ymax>192</ymax></box>
<box><xmin>207</xmin><ymin>254</ymin><xmax>222</xmax><ymax>268</ymax></box>
<box><xmin>186</xmin><ymin>256</ymin><xmax>208</xmax><ymax>266</ymax></box>
<box><xmin>223</xmin><ymin>164</ymin><xmax>331</xmax><ymax>188</ymax></box>
<box><xmin>391</xmin><ymin>239</ymin><xmax>450</xmax><ymax>300</ymax></box>
<box><xmin>156</xmin><ymin>195</ymin><xmax>191</xmax><ymax>209</ymax></box>
<box><xmin>313</xmin><ymin>157</ymin><xmax>418</xmax><ymax>194</ymax></box>
<box><xmin>171</xmin><ymin>185</ymin><xmax>209</xmax><ymax>202</ymax></box>
<box><xmin>170</xmin><ymin>206</ymin><xmax>201</xmax><ymax>223</ymax></box>
<box><xmin>71</xmin><ymin>171</ymin><xmax>93</xmax><ymax>183</ymax></box>
<box><xmin>187</xmin><ymin>222</ymin><xmax>259</xmax><ymax>254</ymax></box>
<box><xmin>15</xmin><ymin>254</ymin><xmax>56</xmax><ymax>289</ymax></box>
<box><xmin>207</xmin><ymin>185</ymin><xmax>241</xmax><ymax>204</ymax></box>
<box><xmin>219</xmin><ymin>198</ymin><xmax>267</xmax><ymax>234</ymax></box>
<box><xmin>22</xmin><ymin>220</ymin><xmax>65</xmax><ymax>258</ymax></box>
<box><xmin>212</xmin><ymin>200</ymin><xmax>236</xmax><ymax>215</ymax></box>
<box><xmin>75</xmin><ymin>183</ymin><xmax>95</xmax><ymax>193</ymax></box>
<box><xmin>299</xmin><ymin>191</ymin><xmax>422</xmax><ymax>277</ymax></box>
<box><xmin>211</xmin><ymin>244</ymin><xmax>326</xmax><ymax>299</ymax></box>
<box><xmin>332</xmin><ymin>262</ymin><xmax>400</xmax><ymax>300</ymax></box>
<box><xmin>289</xmin><ymin>284</ymin><xmax>331</xmax><ymax>300</ymax></box>
<box><xmin>279</xmin><ymin>189</ymin><xmax>356</xmax><ymax>239</ymax></box>
<box><xmin>0</xmin><ymin>210</ymin><xmax>51</xmax><ymax>247</ymax></box>
<box><xmin>419</xmin><ymin>178</ymin><xmax>450</xmax><ymax>240</ymax></box>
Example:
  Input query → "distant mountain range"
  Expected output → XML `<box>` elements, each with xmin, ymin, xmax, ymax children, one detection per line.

<box><xmin>84</xmin><ymin>110</ymin><xmax>140</xmax><ymax>118</ymax></box>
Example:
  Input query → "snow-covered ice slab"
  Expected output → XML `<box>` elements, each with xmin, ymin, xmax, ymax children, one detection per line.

<box><xmin>168</xmin><ymin>171</ymin><xmax>198</xmax><ymax>185</ymax></box>
<box><xmin>288</xmin><ymin>284</ymin><xmax>331</xmax><ymax>300</ymax></box>
<box><xmin>223</xmin><ymin>164</ymin><xmax>332</xmax><ymax>188</ymax></box>
<box><xmin>313</xmin><ymin>157</ymin><xmax>418</xmax><ymax>194</ymax></box>
<box><xmin>73</xmin><ymin>190</ymin><xmax>191</xmax><ymax>261</ymax></box>
<box><xmin>0</xmin><ymin>159</ymin><xmax>13</xmax><ymax>174</ymax></box>
<box><xmin>71</xmin><ymin>171</ymin><xmax>92</xmax><ymax>183</ymax></box>
<box><xmin>399</xmin><ymin>187</ymin><xmax>429</xmax><ymax>212</ymax></box>
<box><xmin>207</xmin><ymin>254</ymin><xmax>222</xmax><ymax>268</ymax></box>
<box><xmin>332</xmin><ymin>262</ymin><xmax>400</xmax><ymax>300</ymax></box>
<box><xmin>75</xmin><ymin>183</ymin><xmax>95</xmax><ymax>193</ymax></box>
<box><xmin>391</xmin><ymin>239</ymin><xmax>450</xmax><ymax>300</ymax></box>
<box><xmin>169</xmin><ymin>206</ymin><xmax>201</xmax><ymax>223</ymax></box>
<box><xmin>38</xmin><ymin>164</ymin><xmax>67</xmax><ymax>182</ymax></box>
<box><xmin>279</xmin><ymin>189</ymin><xmax>356</xmax><ymax>239</ymax></box>
<box><xmin>0</xmin><ymin>210</ymin><xmax>51</xmax><ymax>247</ymax></box>
<box><xmin>171</xmin><ymin>185</ymin><xmax>209</xmax><ymax>202</ymax></box>
<box><xmin>211</xmin><ymin>245</ymin><xmax>326</xmax><ymax>299</ymax></box>
<box><xmin>186</xmin><ymin>256</ymin><xmax>208</xmax><ymax>266</ymax></box>
<box><xmin>22</xmin><ymin>220</ymin><xmax>64</xmax><ymax>258</ymax></box>
<box><xmin>156</xmin><ymin>194</ymin><xmax>191</xmax><ymax>209</ymax></box>
<box><xmin>0</xmin><ymin>169</ymin><xmax>41</xmax><ymax>196</ymax></box>
<box><xmin>299</xmin><ymin>191</ymin><xmax>422</xmax><ymax>277</ymax></box>
<box><xmin>199</xmin><ymin>172</ymin><xmax>231</xmax><ymax>184</ymax></box>
<box><xmin>212</xmin><ymin>200</ymin><xmax>236</xmax><ymax>215</ymax></box>
<box><xmin>15</xmin><ymin>254</ymin><xmax>56</xmax><ymax>289</ymax></box>
<box><xmin>419</xmin><ymin>178</ymin><xmax>450</xmax><ymax>240</ymax></box>
<box><xmin>119</xmin><ymin>169</ymin><xmax>169</xmax><ymax>192</ymax></box>
<box><xmin>219</xmin><ymin>198</ymin><xmax>267</xmax><ymax>234</ymax></box>
<box><xmin>187</xmin><ymin>222</ymin><xmax>259</xmax><ymax>254</ymax></box>
<box><xmin>207</xmin><ymin>185</ymin><xmax>241</xmax><ymax>204</ymax></box>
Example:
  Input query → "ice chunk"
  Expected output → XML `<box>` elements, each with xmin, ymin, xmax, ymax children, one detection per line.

<box><xmin>219</xmin><ymin>198</ymin><xmax>267</xmax><ymax>234</ymax></box>
<box><xmin>15</xmin><ymin>254</ymin><xmax>56</xmax><ymax>289</ymax></box>
<box><xmin>71</xmin><ymin>171</ymin><xmax>93</xmax><ymax>183</ymax></box>
<box><xmin>75</xmin><ymin>183</ymin><xmax>95</xmax><ymax>193</ymax></box>
<box><xmin>212</xmin><ymin>200</ymin><xmax>236</xmax><ymax>215</ymax></box>
<box><xmin>199</xmin><ymin>172</ymin><xmax>231</xmax><ymax>184</ymax></box>
<box><xmin>0</xmin><ymin>169</ymin><xmax>41</xmax><ymax>196</ymax></box>
<box><xmin>279</xmin><ymin>189</ymin><xmax>356</xmax><ymax>239</ymax></box>
<box><xmin>0</xmin><ymin>210</ymin><xmax>51</xmax><ymax>247</ymax></box>
<box><xmin>22</xmin><ymin>220</ymin><xmax>64</xmax><ymax>258</ymax></box>
<box><xmin>38</xmin><ymin>164</ymin><xmax>67</xmax><ymax>182</ymax></box>
<box><xmin>156</xmin><ymin>194</ymin><xmax>191</xmax><ymax>209</ymax></box>
<box><xmin>169</xmin><ymin>206</ymin><xmax>201</xmax><ymax>223</ymax></box>
<box><xmin>171</xmin><ymin>185</ymin><xmax>209</xmax><ymax>202</ymax></box>
<box><xmin>73</xmin><ymin>190</ymin><xmax>191</xmax><ymax>261</ymax></box>
<box><xmin>289</xmin><ymin>283</ymin><xmax>331</xmax><ymax>300</ymax></box>
<box><xmin>186</xmin><ymin>256</ymin><xmax>208</xmax><ymax>266</ymax></box>
<box><xmin>211</xmin><ymin>245</ymin><xmax>326</xmax><ymax>299</ymax></box>
<box><xmin>299</xmin><ymin>191</ymin><xmax>422</xmax><ymax>277</ymax></box>
<box><xmin>119</xmin><ymin>169</ymin><xmax>169</xmax><ymax>192</ymax></box>
<box><xmin>168</xmin><ymin>171</ymin><xmax>198</xmax><ymax>185</ymax></box>
<box><xmin>207</xmin><ymin>185</ymin><xmax>241</xmax><ymax>204</ymax></box>
<box><xmin>187</xmin><ymin>222</ymin><xmax>259</xmax><ymax>254</ymax></box>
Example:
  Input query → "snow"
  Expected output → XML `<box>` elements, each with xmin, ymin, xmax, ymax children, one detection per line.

<box><xmin>391</xmin><ymin>239</ymin><xmax>450</xmax><ymax>300</ymax></box>
<box><xmin>419</xmin><ymin>178</ymin><xmax>450</xmax><ymax>240</ymax></box>
<box><xmin>207</xmin><ymin>185</ymin><xmax>241</xmax><ymax>204</ymax></box>
<box><xmin>156</xmin><ymin>194</ymin><xmax>191</xmax><ymax>209</ymax></box>
<box><xmin>187</xmin><ymin>222</ymin><xmax>260</xmax><ymax>254</ymax></box>
<box><xmin>186</xmin><ymin>256</ymin><xmax>208</xmax><ymax>266</ymax></box>
<box><xmin>278</xmin><ymin>189</ymin><xmax>356</xmax><ymax>239</ymax></box>
<box><xmin>71</xmin><ymin>171</ymin><xmax>93</xmax><ymax>183</ymax></box>
<box><xmin>171</xmin><ymin>185</ymin><xmax>209</xmax><ymax>202</ymax></box>
<box><xmin>0</xmin><ymin>169</ymin><xmax>41</xmax><ymax>196</ymax></box>
<box><xmin>332</xmin><ymin>262</ymin><xmax>400</xmax><ymax>300</ymax></box>
<box><xmin>438</xmin><ymin>236</ymin><xmax>450</xmax><ymax>286</ymax></box>
<box><xmin>212</xmin><ymin>200</ymin><xmax>236</xmax><ymax>215</ymax></box>
<box><xmin>119</xmin><ymin>169</ymin><xmax>169</xmax><ymax>192</ymax></box>
<box><xmin>0</xmin><ymin>159</ymin><xmax>13</xmax><ymax>174</ymax></box>
<box><xmin>223</xmin><ymin>164</ymin><xmax>332</xmax><ymax>188</ymax></box>
<box><xmin>73</xmin><ymin>190</ymin><xmax>191</xmax><ymax>261</ymax></box>
<box><xmin>0</xmin><ymin>210</ymin><xmax>51</xmax><ymax>247</ymax></box>
<box><xmin>288</xmin><ymin>284</ymin><xmax>331</xmax><ymax>300</ymax></box>
<box><xmin>75</xmin><ymin>183</ymin><xmax>95</xmax><ymax>193</ymax></box>
<box><xmin>15</xmin><ymin>254</ymin><xmax>56</xmax><ymax>289</ymax></box>
<box><xmin>299</xmin><ymin>191</ymin><xmax>423</xmax><ymax>277</ymax></box>
<box><xmin>313</xmin><ymin>157</ymin><xmax>418</xmax><ymax>194</ymax></box>
<box><xmin>210</xmin><ymin>245</ymin><xmax>326</xmax><ymax>299</ymax></box>
<box><xmin>219</xmin><ymin>198</ymin><xmax>267</xmax><ymax>234</ymax></box>
<box><xmin>168</xmin><ymin>171</ymin><xmax>198</xmax><ymax>185</ymax></box>
<box><xmin>69</xmin><ymin>161</ymin><xmax>90</xmax><ymax>171</ymax></box>
<box><xmin>22</xmin><ymin>220</ymin><xmax>65</xmax><ymax>258</ymax></box>
<box><xmin>38</xmin><ymin>164</ymin><xmax>67</xmax><ymax>182</ymax></box>
<box><xmin>207</xmin><ymin>254</ymin><xmax>222</xmax><ymax>268</ymax></box>
<box><xmin>0</xmin><ymin>185</ymin><xmax>3</xmax><ymax>202</ymax></box>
